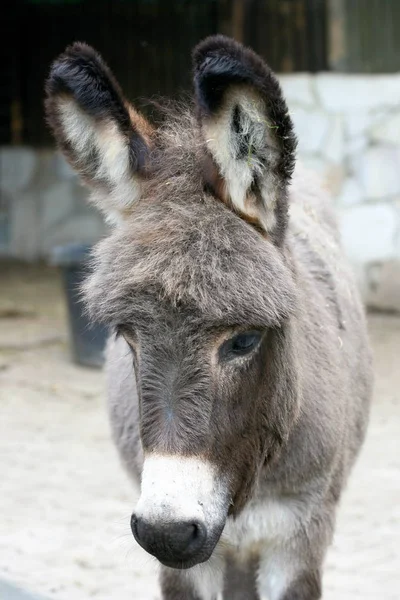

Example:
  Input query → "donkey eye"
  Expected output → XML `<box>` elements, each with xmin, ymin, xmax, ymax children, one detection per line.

<box><xmin>219</xmin><ymin>330</ymin><xmax>262</xmax><ymax>361</ymax></box>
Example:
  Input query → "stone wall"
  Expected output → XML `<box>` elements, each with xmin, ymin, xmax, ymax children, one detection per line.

<box><xmin>0</xmin><ymin>148</ymin><xmax>106</xmax><ymax>260</ymax></box>
<box><xmin>1</xmin><ymin>72</ymin><xmax>400</xmax><ymax>309</ymax></box>
<box><xmin>280</xmin><ymin>73</ymin><xmax>400</xmax><ymax>311</ymax></box>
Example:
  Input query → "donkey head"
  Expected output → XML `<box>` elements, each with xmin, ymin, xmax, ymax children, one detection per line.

<box><xmin>46</xmin><ymin>36</ymin><xmax>299</xmax><ymax>569</ymax></box>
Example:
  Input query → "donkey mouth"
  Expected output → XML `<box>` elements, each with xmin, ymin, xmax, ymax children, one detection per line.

<box><xmin>157</xmin><ymin>551</ymin><xmax>213</xmax><ymax>570</ymax></box>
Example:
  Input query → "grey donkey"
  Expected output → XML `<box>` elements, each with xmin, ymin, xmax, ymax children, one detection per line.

<box><xmin>45</xmin><ymin>35</ymin><xmax>373</xmax><ymax>600</ymax></box>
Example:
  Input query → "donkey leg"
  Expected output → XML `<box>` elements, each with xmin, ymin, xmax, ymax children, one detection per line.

<box><xmin>223</xmin><ymin>555</ymin><xmax>260</xmax><ymax>600</ymax></box>
<box><xmin>257</xmin><ymin>509</ymin><xmax>334</xmax><ymax>600</ymax></box>
<box><xmin>159</xmin><ymin>568</ymin><xmax>202</xmax><ymax>600</ymax></box>
<box><xmin>279</xmin><ymin>570</ymin><xmax>321</xmax><ymax>600</ymax></box>
<box><xmin>258</xmin><ymin>548</ymin><xmax>322</xmax><ymax>600</ymax></box>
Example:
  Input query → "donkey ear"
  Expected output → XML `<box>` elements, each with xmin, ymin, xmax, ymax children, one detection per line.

<box><xmin>193</xmin><ymin>35</ymin><xmax>296</xmax><ymax>243</ymax></box>
<box><xmin>45</xmin><ymin>43</ymin><xmax>153</xmax><ymax>224</ymax></box>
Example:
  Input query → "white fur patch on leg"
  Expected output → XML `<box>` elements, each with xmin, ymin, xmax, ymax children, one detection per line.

<box><xmin>258</xmin><ymin>545</ymin><xmax>299</xmax><ymax>600</ymax></box>
<box><xmin>184</xmin><ymin>553</ymin><xmax>225</xmax><ymax>600</ymax></box>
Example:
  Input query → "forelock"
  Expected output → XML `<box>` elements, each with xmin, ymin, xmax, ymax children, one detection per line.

<box><xmin>83</xmin><ymin>192</ymin><xmax>297</xmax><ymax>329</ymax></box>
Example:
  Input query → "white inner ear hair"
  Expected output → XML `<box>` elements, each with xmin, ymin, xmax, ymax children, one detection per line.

<box><xmin>58</xmin><ymin>98</ymin><xmax>140</xmax><ymax>224</ymax></box>
<box><xmin>202</xmin><ymin>87</ymin><xmax>280</xmax><ymax>233</ymax></box>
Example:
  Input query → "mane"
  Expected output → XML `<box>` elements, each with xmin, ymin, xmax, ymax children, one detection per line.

<box><xmin>143</xmin><ymin>100</ymin><xmax>205</xmax><ymax>201</ymax></box>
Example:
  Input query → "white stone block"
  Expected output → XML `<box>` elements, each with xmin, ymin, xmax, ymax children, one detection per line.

<box><xmin>291</xmin><ymin>107</ymin><xmax>330</xmax><ymax>154</ymax></box>
<box><xmin>299</xmin><ymin>157</ymin><xmax>344</xmax><ymax>196</ymax></box>
<box><xmin>315</xmin><ymin>74</ymin><xmax>400</xmax><ymax>112</ymax></box>
<box><xmin>345</xmin><ymin>135</ymin><xmax>368</xmax><ymax>158</ymax></box>
<box><xmin>54</xmin><ymin>152</ymin><xmax>78</xmax><ymax>180</ymax></box>
<box><xmin>9</xmin><ymin>191</ymin><xmax>40</xmax><ymax>260</ymax></box>
<box><xmin>301</xmin><ymin>155</ymin><xmax>327</xmax><ymax>175</ymax></box>
<box><xmin>325</xmin><ymin>164</ymin><xmax>346</xmax><ymax>196</ymax></box>
<box><xmin>353</xmin><ymin>145</ymin><xmax>400</xmax><ymax>199</ymax></box>
<box><xmin>322</xmin><ymin>116</ymin><xmax>344</xmax><ymax>164</ymax></box>
<box><xmin>370</xmin><ymin>111</ymin><xmax>400</xmax><ymax>145</ymax></box>
<box><xmin>339</xmin><ymin>203</ymin><xmax>397</xmax><ymax>263</ymax></box>
<box><xmin>278</xmin><ymin>74</ymin><xmax>316</xmax><ymax>108</ymax></box>
<box><xmin>344</xmin><ymin>108</ymin><xmax>388</xmax><ymax>140</ymax></box>
<box><xmin>337</xmin><ymin>177</ymin><xmax>363</xmax><ymax>207</ymax></box>
<box><xmin>0</xmin><ymin>148</ymin><xmax>36</xmax><ymax>194</ymax></box>
<box><xmin>344</xmin><ymin>111</ymin><xmax>371</xmax><ymax>139</ymax></box>
<box><xmin>40</xmin><ymin>181</ymin><xmax>76</xmax><ymax>231</ymax></box>
<box><xmin>41</xmin><ymin>212</ymin><xmax>106</xmax><ymax>255</ymax></box>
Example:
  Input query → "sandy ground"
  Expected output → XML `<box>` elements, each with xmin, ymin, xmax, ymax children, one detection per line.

<box><xmin>0</xmin><ymin>263</ymin><xmax>399</xmax><ymax>600</ymax></box>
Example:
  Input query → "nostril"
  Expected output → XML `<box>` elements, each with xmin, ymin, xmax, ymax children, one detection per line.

<box><xmin>191</xmin><ymin>523</ymin><xmax>198</xmax><ymax>539</ymax></box>
<box><xmin>171</xmin><ymin>521</ymin><xmax>198</xmax><ymax>551</ymax></box>
<box><xmin>186</xmin><ymin>520</ymin><xmax>206</xmax><ymax>552</ymax></box>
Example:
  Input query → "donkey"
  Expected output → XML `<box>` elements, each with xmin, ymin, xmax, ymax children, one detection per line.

<box><xmin>45</xmin><ymin>36</ymin><xmax>373</xmax><ymax>600</ymax></box>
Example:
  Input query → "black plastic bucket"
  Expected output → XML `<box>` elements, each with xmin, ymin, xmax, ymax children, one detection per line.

<box><xmin>51</xmin><ymin>243</ymin><xmax>108</xmax><ymax>368</ymax></box>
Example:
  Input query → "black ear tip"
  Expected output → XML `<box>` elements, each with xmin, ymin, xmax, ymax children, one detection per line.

<box><xmin>192</xmin><ymin>35</ymin><xmax>244</xmax><ymax>70</ymax></box>
<box><xmin>48</xmin><ymin>42</ymin><xmax>104</xmax><ymax>78</ymax></box>
<box><xmin>61</xmin><ymin>41</ymin><xmax>102</xmax><ymax>63</ymax></box>
<box><xmin>192</xmin><ymin>35</ymin><xmax>272</xmax><ymax>91</ymax></box>
<box><xmin>46</xmin><ymin>42</ymin><xmax>109</xmax><ymax>98</ymax></box>
<box><xmin>49</xmin><ymin>42</ymin><xmax>104</xmax><ymax>74</ymax></box>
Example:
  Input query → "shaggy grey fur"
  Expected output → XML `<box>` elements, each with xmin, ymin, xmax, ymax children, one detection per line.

<box><xmin>45</xmin><ymin>35</ymin><xmax>373</xmax><ymax>600</ymax></box>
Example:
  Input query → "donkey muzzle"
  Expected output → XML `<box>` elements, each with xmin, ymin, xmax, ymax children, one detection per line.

<box><xmin>131</xmin><ymin>514</ymin><xmax>208</xmax><ymax>567</ymax></box>
<box><xmin>132</xmin><ymin>454</ymin><xmax>230</xmax><ymax>567</ymax></box>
